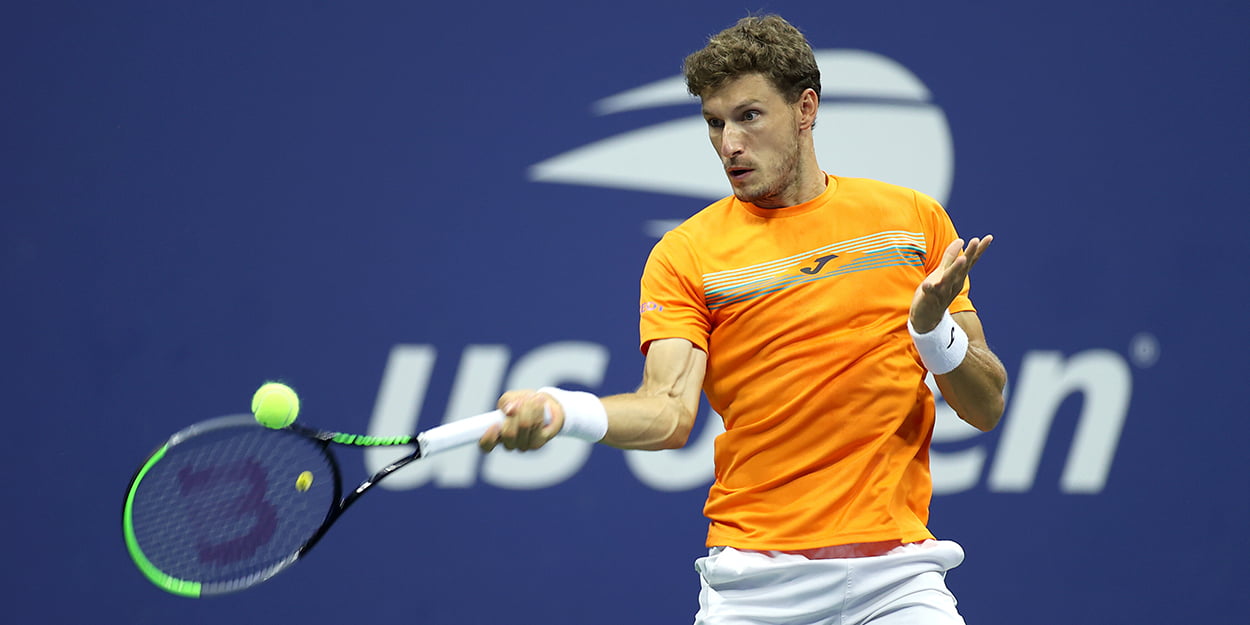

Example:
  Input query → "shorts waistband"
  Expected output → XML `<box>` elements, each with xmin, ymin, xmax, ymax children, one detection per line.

<box><xmin>764</xmin><ymin>539</ymin><xmax>914</xmax><ymax>559</ymax></box>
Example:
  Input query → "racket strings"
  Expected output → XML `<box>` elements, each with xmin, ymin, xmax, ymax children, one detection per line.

<box><xmin>127</xmin><ymin>423</ymin><xmax>336</xmax><ymax>589</ymax></box>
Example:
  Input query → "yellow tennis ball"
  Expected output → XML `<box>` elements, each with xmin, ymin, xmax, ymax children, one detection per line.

<box><xmin>295</xmin><ymin>471</ymin><xmax>313</xmax><ymax>491</ymax></box>
<box><xmin>252</xmin><ymin>382</ymin><xmax>300</xmax><ymax>429</ymax></box>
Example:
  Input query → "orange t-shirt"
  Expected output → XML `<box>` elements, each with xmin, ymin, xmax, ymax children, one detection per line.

<box><xmin>639</xmin><ymin>175</ymin><xmax>975</xmax><ymax>550</ymax></box>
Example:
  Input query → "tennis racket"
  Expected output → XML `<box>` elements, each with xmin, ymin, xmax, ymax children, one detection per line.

<box><xmin>122</xmin><ymin>410</ymin><xmax>505</xmax><ymax>597</ymax></box>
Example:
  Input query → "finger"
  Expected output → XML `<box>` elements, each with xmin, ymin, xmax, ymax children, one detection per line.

<box><xmin>497</xmin><ymin>392</ymin><xmax>532</xmax><ymax>452</ymax></box>
<box><xmin>497</xmin><ymin>390</ymin><xmax>527</xmax><ymax>411</ymax></box>
<box><xmin>499</xmin><ymin>406</ymin><xmax>522</xmax><ymax>451</ymax></box>
<box><xmin>497</xmin><ymin>391</ymin><xmax>536</xmax><ymax>451</ymax></box>
<box><xmin>939</xmin><ymin>239</ymin><xmax>964</xmax><ymax>269</ymax></box>
<box><xmin>539</xmin><ymin>396</ymin><xmax>564</xmax><ymax>440</ymax></box>
<box><xmin>946</xmin><ymin>251</ymin><xmax>971</xmax><ymax>280</ymax></box>
<box><xmin>513</xmin><ymin>415</ymin><xmax>532</xmax><ymax>451</ymax></box>
<box><xmin>478</xmin><ymin>423</ymin><xmax>501</xmax><ymax>452</ymax></box>
<box><xmin>924</xmin><ymin>253</ymin><xmax>969</xmax><ymax>293</ymax></box>
<box><xmin>964</xmin><ymin>234</ymin><xmax>993</xmax><ymax>268</ymax></box>
<box><xmin>519</xmin><ymin>394</ymin><xmax>553</xmax><ymax>450</ymax></box>
<box><xmin>522</xmin><ymin>396</ymin><xmax>563</xmax><ymax>450</ymax></box>
<box><xmin>950</xmin><ymin>235</ymin><xmax>989</xmax><ymax>273</ymax></box>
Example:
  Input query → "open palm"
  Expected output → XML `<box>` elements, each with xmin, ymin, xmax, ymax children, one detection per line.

<box><xmin>910</xmin><ymin>235</ymin><xmax>993</xmax><ymax>332</ymax></box>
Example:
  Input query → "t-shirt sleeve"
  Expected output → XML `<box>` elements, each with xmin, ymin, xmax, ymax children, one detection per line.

<box><xmin>639</xmin><ymin>231</ymin><xmax>712</xmax><ymax>354</ymax></box>
<box><xmin>915</xmin><ymin>190</ymin><xmax>976</xmax><ymax>315</ymax></box>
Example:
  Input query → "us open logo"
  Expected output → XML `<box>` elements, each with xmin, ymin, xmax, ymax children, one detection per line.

<box><xmin>361</xmin><ymin>50</ymin><xmax>1151</xmax><ymax>495</ymax></box>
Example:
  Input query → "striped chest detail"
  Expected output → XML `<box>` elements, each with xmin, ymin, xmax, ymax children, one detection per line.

<box><xmin>701</xmin><ymin>231</ymin><xmax>927</xmax><ymax>310</ymax></box>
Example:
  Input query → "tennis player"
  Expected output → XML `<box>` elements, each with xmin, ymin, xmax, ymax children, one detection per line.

<box><xmin>480</xmin><ymin>14</ymin><xmax>1007</xmax><ymax>624</ymax></box>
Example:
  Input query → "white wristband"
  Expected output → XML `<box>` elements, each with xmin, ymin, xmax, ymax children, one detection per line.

<box><xmin>908</xmin><ymin>311</ymin><xmax>968</xmax><ymax>375</ymax></box>
<box><xmin>538</xmin><ymin>387</ymin><xmax>608</xmax><ymax>442</ymax></box>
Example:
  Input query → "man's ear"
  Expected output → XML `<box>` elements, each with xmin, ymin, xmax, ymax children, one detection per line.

<box><xmin>798</xmin><ymin>88</ymin><xmax>819</xmax><ymax>130</ymax></box>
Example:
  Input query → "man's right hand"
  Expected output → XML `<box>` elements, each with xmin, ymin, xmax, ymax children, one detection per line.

<box><xmin>478</xmin><ymin>390</ymin><xmax>564</xmax><ymax>452</ymax></box>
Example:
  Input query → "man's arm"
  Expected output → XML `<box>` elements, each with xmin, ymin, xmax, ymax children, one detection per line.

<box><xmin>936</xmin><ymin>312</ymin><xmax>1007</xmax><ymax>431</ymax></box>
<box><xmin>910</xmin><ymin>236</ymin><xmax>1008</xmax><ymax>432</ymax></box>
<box><xmin>478</xmin><ymin>338</ymin><xmax>707</xmax><ymax>452</ymax></box>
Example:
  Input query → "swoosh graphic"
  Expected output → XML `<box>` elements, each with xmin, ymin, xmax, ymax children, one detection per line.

<box><xmin>530</xmin><ymin>116</ymin><xmax>724</xmax><ymax>200</ymax></box>
<box><xmin>528</xmin><ymin>49</ymin><xmax>954</xmax><ymax>232</ymax></box>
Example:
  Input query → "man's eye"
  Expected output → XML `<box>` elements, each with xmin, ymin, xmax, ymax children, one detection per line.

<box><xmin>707</xmin><ymin>119</ymin><xmax>724</xmax><ymax>129</ymax></box>
<box><xmin>743</xmin><ymin>110</ymin><xmax>761</xmax><ymax>121</ymax></box>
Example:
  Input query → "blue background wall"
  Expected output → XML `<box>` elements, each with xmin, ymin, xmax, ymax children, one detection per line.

<box><xmin>4</xmin><ymin>1</ymin><xmax>1247</xmax><ymax>623</ymax></box>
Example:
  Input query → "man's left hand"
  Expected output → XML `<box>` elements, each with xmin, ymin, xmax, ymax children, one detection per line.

<box><xmin>909</xmin><ymin>235</ymin><xmax>993</xmax><ymax>333</ymax></box>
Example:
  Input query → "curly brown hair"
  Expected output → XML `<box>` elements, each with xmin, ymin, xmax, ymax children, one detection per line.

<box><xmin>683</xmin><ymin>15</ymin><xmax>821</xmax><ymax>103</ymax></box>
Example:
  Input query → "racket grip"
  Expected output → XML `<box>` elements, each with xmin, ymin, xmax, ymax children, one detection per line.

<box><xmin>417</xmin><ymin>410</ymin><xmax>504</xmax><ymax>457</ymax></box>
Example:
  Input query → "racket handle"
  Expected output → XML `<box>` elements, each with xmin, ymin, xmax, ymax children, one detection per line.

<box><xmin>417</xmin><ymin>410</ymin><xmax>504</xmax><ymax>457</ymax></box>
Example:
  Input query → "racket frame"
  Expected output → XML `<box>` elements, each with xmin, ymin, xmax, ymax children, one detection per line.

<box><xmin>288</xmin><ymin>423</ymin><xmax>421</xmax><ymax>558</ymax></box>
<box><xmin>123</xmin><ymin>411</ymin><xmax>502</xmax><ymax>597</ymax></box>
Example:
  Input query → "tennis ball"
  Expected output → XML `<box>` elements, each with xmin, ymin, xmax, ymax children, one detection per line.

<box><xmin>295</xmin><ymin>471</ymin><xmax>313</xmax><ymax>492</ymax></box>
<box><xmin>252</xmin><ymin>382</ymin><xmax>300</xmax><ymax>429</ymax></box>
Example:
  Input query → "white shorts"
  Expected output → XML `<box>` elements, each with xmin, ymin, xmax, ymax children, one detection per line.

<box><xmin>694</xmin><ymin>540</ymin><xmax>967</xmax><ymax>625</ymax></box>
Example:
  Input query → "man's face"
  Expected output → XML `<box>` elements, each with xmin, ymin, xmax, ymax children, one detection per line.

<box><xmin>701</xmin><ymin>73</ymin><xmax>803</xmax><ymax>208</ymax></box>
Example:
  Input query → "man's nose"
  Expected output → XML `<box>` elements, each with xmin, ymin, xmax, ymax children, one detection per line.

<box><xmin>720</xmin><ymin>125</ymin><xmax>744</xmax><ymax>159</ymax></box>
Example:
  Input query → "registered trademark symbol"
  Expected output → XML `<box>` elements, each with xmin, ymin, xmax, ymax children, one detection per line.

<box><xmin>1129</xmin><ymin>332</ymin><xmax>1160</xmax><ymax>368</ymax></box>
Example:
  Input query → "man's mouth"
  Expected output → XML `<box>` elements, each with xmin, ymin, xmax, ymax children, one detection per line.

<box><xmin>728</xmin><ymin>167</ymin><xmax>754</xmax><ymax>181</ymax></box>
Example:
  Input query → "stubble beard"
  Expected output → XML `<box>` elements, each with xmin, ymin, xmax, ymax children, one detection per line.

<box><xmin>733</xmin><ymin>139</ymin><xmax>803</xmax><ymax>209</ymax></box>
